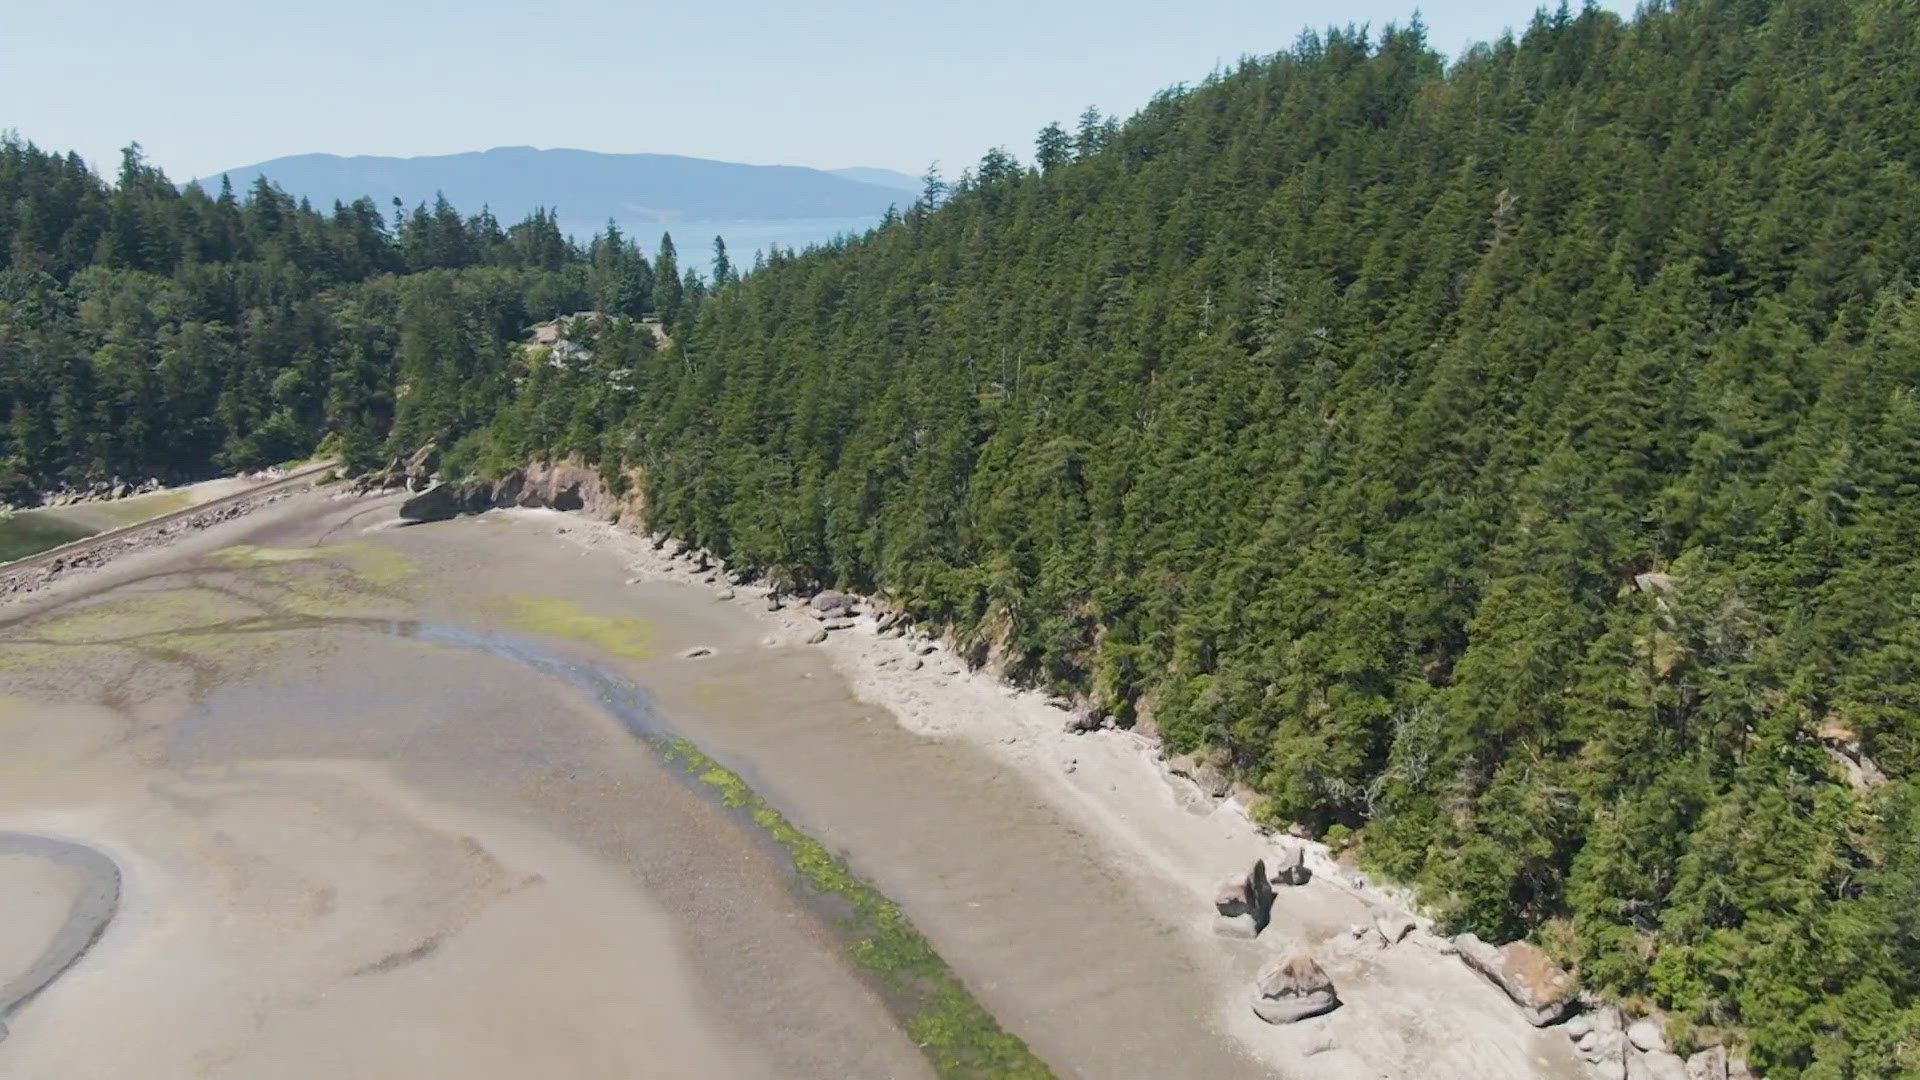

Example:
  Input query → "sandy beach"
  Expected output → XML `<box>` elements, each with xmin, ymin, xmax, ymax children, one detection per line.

<box><xmin>0</xmin><ymin>486</ymin><xmax>1589</xmax><ymax>1078</ymax></box>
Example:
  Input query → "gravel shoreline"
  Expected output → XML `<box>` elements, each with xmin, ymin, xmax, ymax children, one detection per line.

<box><xmin>0</xmin><ymin>491</ymin><xmax>296</xmax><ymax>606</ymax></box>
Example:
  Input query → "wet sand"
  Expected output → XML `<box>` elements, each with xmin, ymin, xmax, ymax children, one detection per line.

<box><xmin>0</xmin><ymin>832</ymin><xmax>119</xmax><ymax>1037</ymax></box>
<box><xmin>0</xmin><ymin>493</ymin><xmax>930</xmax><ymax>1078</ymax></box>
<box><xmin>0</xmin><ymin>850</ymin><xmax>88</xmax><ymax>1008</ymax></box>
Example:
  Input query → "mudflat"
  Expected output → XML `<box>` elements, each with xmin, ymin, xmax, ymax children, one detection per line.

<box><xmin>0</xmin><ymin>494</ymin><xmax>929</xmax><ymax>1079</ymax></box>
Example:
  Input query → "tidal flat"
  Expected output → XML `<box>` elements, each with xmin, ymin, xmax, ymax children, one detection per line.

<box><xmin>0</xmin><ymin>490</ymin><xmax>1583</xmax><ymax>1080</ymax></box>
<box><xmin>0</xmin><ymin>495</ymin><xmax>942</xmax><ymax>1078</ymax></box>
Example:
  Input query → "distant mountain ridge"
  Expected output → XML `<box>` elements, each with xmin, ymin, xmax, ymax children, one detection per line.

<box><xmin>192</xmin><ymin>147</ymin><xmax>911</xmax><ymax>239</ymax></box>
<box><xmin>827</xmin><ymin>166</ymin><xmax>920</xmax><ymax>192</ymax></box>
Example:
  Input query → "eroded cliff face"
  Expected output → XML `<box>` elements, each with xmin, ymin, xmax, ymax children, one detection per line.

<box><xmin>397</xmin><ymin>460</ymin><xmax>645</xmax><ymax>527</ymax></box>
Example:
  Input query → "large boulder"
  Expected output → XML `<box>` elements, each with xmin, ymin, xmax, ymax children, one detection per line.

<box><xmin>1212</xmin><ymin>859</ymin><xmax>1275</xmax><ymax>938</ymax></box>
<box><xmin>398</xmin><ymin>482</ymin><xmax>462</xmax><ymax>523</ymax></box>
<box><xmin>1628</xmin><ymin>1049</ymin><xmax>1690</xmax><ymax>1080</ymax></box>
<box><xmin>1268</xmin><ymin>843</ymin><xmax>1311</xmax><ymax>886</ymax></box>
<box><xmin>1063</xmin><ymin>702</ymin><xmax>1105</xmax><ymax>734</ymax></box>
<box><xmin>1627</xmin><ymin>1018</ymin><xmax>1668</xmax><ymax>1053</ymax></box>
<box><xmin>1251</xmin><ymin>954</ymin><xmax>1340</xmax><ymax>1024</ymax></box>
<box><xmin>1373</xmin><ymin>909</ymin><xmax>1416</xmax><ymax>945</ymax></box>
<box><xmin>1454</xmin><ymin>933</ymin><xmax>1577</xmax><ymax>1026</ymax></box>
<box><xmin>810</xmin><ymin>590</ymin><xmax>857</xmax><ymax>616</ymax></box>
<box><xmin>398</xmin><ymin>478</ymin><xmax>499</xmax><ymax>523</ymax></box>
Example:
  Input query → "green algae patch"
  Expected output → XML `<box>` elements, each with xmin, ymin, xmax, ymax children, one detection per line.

<box><xmin>208</xmin><ymin>544</ymin><xmax>323</xmax><ymax>566</ymax></box>
<box><xmin>202</xmin><ymin>542</ymin><xmax>416</xmax><ymax>621</ymax></box>
<box><xmin>209</xmin><ymin>541</ymin><xmax>414</xmax><ymax>587</ymax></box>
<box><xmin>493</xmin><ymin>595</ymin><xmax>658</xmax><ymax>661</ymax></box>
<box><xmin>0</xmin><ymin>586</ymin><xmax>315</xmax><ymax>682</ymax></box>
<box><xmin>20</xmin><ymin>586</ymin><xmax>267</xmax><ymax>646</ymax></box>
<box><xmin>664</xmin><ymin>738</ymin><xmax>1053</xmax><ymax>1080</ymax></box>
<box><xmin>331</xmin><ymin>543</ymin><xmax>415</xmax><ymax>587</ymax></box>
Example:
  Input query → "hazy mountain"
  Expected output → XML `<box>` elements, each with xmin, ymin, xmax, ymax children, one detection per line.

<box><xmin>828</xmin><ymin>166</ymin><xmax>921</xmax><ymax>192</ymax></box>
<box><xmin>191</xmin><ymin>147</ymin><xmax>911</xmax><ymax>240</ymax></box>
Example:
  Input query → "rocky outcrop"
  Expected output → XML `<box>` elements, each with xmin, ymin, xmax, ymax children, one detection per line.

<box><xmin>1251</xmin><ymin>954</ymin><xmax>1339</xmax><ymax>1024</ymax></box>
<box><xmin>1816</xmin><ymin>714</ymin><xmax>1888</xmax><ymax>794</ymax></box>
<box><xmin>354</xmin><ymin>442</ymin><xmax>440</xmax><ymax>493</ymax></box>
<box><xmin>391</xmin><ymin>461</ymin><xmax>611</xmax><ymax>526</ymax></box>
<box><xmin>1454</xmin><ymin>933</ymin><xmax>1577</xmax><ymax>1026</ymax></box>
<box><xmin>509</xmin><ymin>463</ymin><xmax>593</xmax><ymax>512</ymax></box>
<box><xmin>1683</xmin><ymin>1046</ymin><xmax>1727</xmax><ymax>1080</ymax></box>
<box><xmin>1062</xmin><ymin>702</ymin><xmax>1105</xmax><ymax>734</ymax></box>
<box><xmin>1166</xmin><ymin>750</ymin><xmax>1232</xmax><ymax>799</ymax></box>
<box><xmin>1633</xmin><ymin>571</ymin><xmax>1677</xmax><ymax>593</ymax></box>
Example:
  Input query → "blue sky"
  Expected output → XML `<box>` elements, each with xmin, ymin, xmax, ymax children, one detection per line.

<box><xmin>3</xmin><ymin>0</ymin><xmax>1634</xmax><ymax>182</ymax></box>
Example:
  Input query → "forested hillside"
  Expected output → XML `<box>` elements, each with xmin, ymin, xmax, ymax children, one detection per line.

<box><xmin>475</xmin><ymin>2</ymin><xmax>1920</xmax><ymax>1073</ymax></box>
<box><xmin>0</xmin><ymin>137</ymin><xmax>699</xmax><ymax>498</ymax></box>
<box><xmin>6</xmin><ymin>0</ymin><xmax>1920</xmax><ymax>1073</ymax></box>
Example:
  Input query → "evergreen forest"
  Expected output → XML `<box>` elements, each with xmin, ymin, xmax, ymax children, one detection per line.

<box><xmin>4</xmin><ymin>0</ymin><xmax>1919</xmax><ymax>1072</ymax></box>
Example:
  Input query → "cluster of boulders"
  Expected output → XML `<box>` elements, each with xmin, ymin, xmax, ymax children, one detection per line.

<box><xmin>798</xmin><ymin>590</ymin><xmax>864</xmax><ymax>643</ymax></box>
<box><xmin>1212</xmin><ymin>846</ymin><xmax>1312</xmax><ymax>940</ymax></box>
<box><xmin>1452</xmin><ymin>931</ymin><xmax>1733</xmax><ymax>1074</ymax></box>
<box><xmin>0</xmin><ymin>493</ymin><xmax>290</xmax><ymax>603</ymax></box>
<box><xmin>5</xmin><ymin>476</ymin><xmax>167</xmax><ymax>511</ymax></box>
<box><xmin>1208</xmin><ymin>850</ymin><xmax>1343</xmax><ymax>1025</ymax></box>
<box><xmin>1445</xmin><ymin>932</ymin><xmax>1759</xmax><ymax>1076</ymax></box>
<box><xmin>1554</xmin><ymin>1009</ymin><xmax>1753</xmax><ymax>1080</ymax></box>
<box><xmin>353</xmin><ymin>443</ymin><xmax>441</xmax><ymax>494</ymax></box>
<box><xmin>796</xmin><ymin>590</ymin><xmax>942</xmax><ymax>653</ymax></box>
